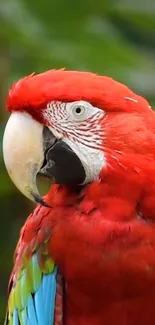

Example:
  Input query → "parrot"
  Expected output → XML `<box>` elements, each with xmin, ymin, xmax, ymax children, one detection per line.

<box><xmin>3</xmin><ymin>69</ymin><xmax>155</xmax><ymax>325</ymax></box>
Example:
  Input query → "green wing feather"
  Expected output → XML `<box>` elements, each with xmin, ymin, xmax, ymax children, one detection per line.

<box><xmin>5</xmin><ymin>237</ymin><xmax>57</xmax><ymax>325</ymax></box>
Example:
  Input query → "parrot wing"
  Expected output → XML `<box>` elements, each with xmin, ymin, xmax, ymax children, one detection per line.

<box><xmin>4</xmin><ymin>207</ymin><xmax>63</xmax><ymax>325</ymax></box>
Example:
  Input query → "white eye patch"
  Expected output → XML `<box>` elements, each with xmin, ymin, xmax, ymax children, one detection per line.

<box><xmin>43</xmin><ymin>100</ymin><xmax>106</xmax><ymax>183</ymax></box>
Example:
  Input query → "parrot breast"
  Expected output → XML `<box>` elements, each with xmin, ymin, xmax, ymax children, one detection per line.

<box><xmin>43</xmin><ymin>182</ymin><xmax>155</xmax><ymax>325</ymax></box>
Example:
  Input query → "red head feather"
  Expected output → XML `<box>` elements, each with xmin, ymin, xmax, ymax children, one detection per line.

<box><xmin>7</xmin><ymin>69</ymin><xmax>151</xmax><ymax>120</ymax></box>
<box><xmin>7</xmin><ymin>68</ymin><xmax>155</xmax><ymax>162</ymax></box>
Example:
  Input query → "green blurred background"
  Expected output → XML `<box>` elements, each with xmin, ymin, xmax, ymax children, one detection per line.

<box><xmin>0</xmin><ymin>0</ymin><xmax>155</xmax><ymax>321</ymax></box>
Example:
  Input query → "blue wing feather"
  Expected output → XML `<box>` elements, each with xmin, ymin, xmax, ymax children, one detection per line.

<box><xmin>6</xmin><ymin>253</ymin><xmax>58</xmax><ymax>325</ymax></box>
<box><xmin>27</xmin><ymin>269</ymin><xmax>57</xmax><ymax>325</ymax></box>
<box><xmin>43</xmin><ymin>269</ymin><xmax>57</xmax><ymax>325</ymax></box>
<box><xmin>13</xmin><ymin>309</ymin><xmax>19</xmax><ymax>325</ymax></box>
<box><xmin>27</xmin><ymin>295</ymin><xmax>38</xmax><ymax>325</ymax></box>
<box><xmin>34</xmin><ymin>284</ymin><xmax>45</xmax><ymax>325</ymax></box>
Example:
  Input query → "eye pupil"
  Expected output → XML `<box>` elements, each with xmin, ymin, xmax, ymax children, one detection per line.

<box><xmin>75</xmin><ymin>107</ymin><xmax>82</xmax><ymax>114</ymax></box>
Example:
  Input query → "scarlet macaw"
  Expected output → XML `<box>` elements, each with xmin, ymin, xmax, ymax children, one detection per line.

<box><xmin>3</xmin><ymin>69</ymin><xmax>155</xmax><ymax>325</ymax></box>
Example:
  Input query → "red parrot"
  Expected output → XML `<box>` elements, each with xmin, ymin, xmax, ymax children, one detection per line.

<box><xmin>3</xmin><ymin>69</ymin><xmax>155</xmax><ymax>325</ymax></box>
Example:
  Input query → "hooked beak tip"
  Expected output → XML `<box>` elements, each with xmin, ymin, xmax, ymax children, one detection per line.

<box><xmin>3</xmin><ymin>112</ymin><xmax>51</xmax><ymax>205</ymax></box>
<box><xmin>31</xmin><ymin>192</ymin><xmax>51</xmax><ymax>207</ymax></box>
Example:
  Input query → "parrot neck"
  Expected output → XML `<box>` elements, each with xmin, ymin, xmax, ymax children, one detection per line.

<box><xmin>45</xmin><ymin>152</ymin><xmax>155</xmax><ymax>222</ymax></box>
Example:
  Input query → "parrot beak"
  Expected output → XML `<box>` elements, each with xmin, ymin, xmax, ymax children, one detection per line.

<box><xmin>3</xmin><ymin>112</ymin><xmax>55</xmax><ymax>206</ymax></box>
<box><xmin>3</xmin><ymin>111</ymin><xmax>86</xmax><ymax>206</ymax></box>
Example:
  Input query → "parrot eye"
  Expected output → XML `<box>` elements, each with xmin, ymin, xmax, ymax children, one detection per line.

<box><xmin>67</xmin><ymin>100</ymin><xmax>103</xmax><ymax>122</ymax></box>
<box><xmin>75</xmin><ymin>107</ymin><xmax>83</xmax><ymax>114</ymax></box>
<box><xmin>72</xmin><ymin>104</ymin><xmax>86</xmax><ymax>118</ymax></box>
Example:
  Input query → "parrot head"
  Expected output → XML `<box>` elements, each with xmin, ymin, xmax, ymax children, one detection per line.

<box><xmin>3</xmin><ymin>69</ymin><xmax>155</xmax><ymax>206</ymax></box>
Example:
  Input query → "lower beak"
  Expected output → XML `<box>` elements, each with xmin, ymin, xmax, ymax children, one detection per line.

<box><xmin>3</xmin><ymin>112</ymin><xmax>55</xmax><ymax>205</ymax></box>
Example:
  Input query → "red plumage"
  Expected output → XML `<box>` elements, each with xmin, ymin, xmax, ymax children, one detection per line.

<box><xmin>7</xmin><ymin>70</ymin><xmax>155</xmax><ymax>324</ymax></box>
<box><xmin>7</xmin><ymin>69</ymin><xmax>150</xmax><ymax>115</ymax></box>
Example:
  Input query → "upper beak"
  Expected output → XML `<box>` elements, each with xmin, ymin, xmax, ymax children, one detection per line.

<box><xmin>3</xmin><ymin>112</ymin><xmax>54</xmax><ymax>206</ymax></box>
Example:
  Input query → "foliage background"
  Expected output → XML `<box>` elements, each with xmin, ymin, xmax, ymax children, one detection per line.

<box><xmin>0</xmin><ymin>0</ymin><xmax>155</xmax><ymax>321</ymax></box>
